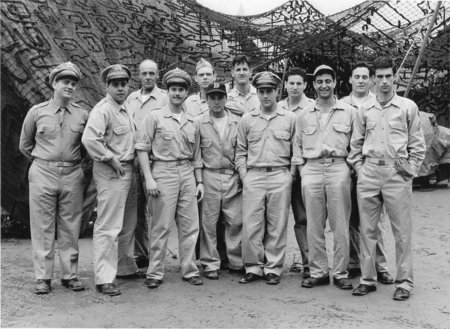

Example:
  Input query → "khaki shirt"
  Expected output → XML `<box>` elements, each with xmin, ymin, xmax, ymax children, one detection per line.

<box><xmin>82</xmin><ymin>94</ymin><xmax>135</xmax><ymax>162</ymax></box>
<box><xmin>19</xmin><ymin>98</ymin><xmax>88</xmax><ymax>161</ymax></box>
<box><xmin>226</xmin><ymin>86</ymin><xmax>260</xmax><ymax>116</ymax></box>
<box><xmin>196</xmin><ymin>110</ymin><xmax>240</xmax><ymax>170</ymax></box>
<box><xmin>236</xmin><ymin>106</ymin><xmax>296</xmax><ymax>177</ymax></box>
<box><xmin>278</xmin><ymin>96</ymin><xmax>314</xmax><ymax>113</ymax></box>
<box><xmin>292</xmin><ymin>99</ymin><xmax>357</xmax><ymax>165</ymax></box>
<box><xmin>348</xmin><ymin>93</ymin><xmax>425</xmax><ymax>175</ymax></box>
<box><xmin>184</xmin><ymin>93</ymin><xmax>208</xmax><ymax>117</ymax></box>
<box><xmin>126</xmin><ymin>87</ymin><xmax>168</xmax><ymax>127</ymax></box>
<box><xmin>340</xmin><ymin>91</ymin><xmax>376</xmax><ymax>111</ymax></box>
<box><xmin>135</xmin><ymin>106</ymin><xmax>202</xmax><ymax>169</ymax></box>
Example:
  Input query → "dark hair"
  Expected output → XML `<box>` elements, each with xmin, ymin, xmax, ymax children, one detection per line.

<box><xmin>285</xmin><ymin>67</ymin><xmax>307</xmax><ymax>81</ymax></box>
<box><xmin>350</xmin><ymin>62</ymin><xmax>371</xmax><ymax>76</ymax></box>
<box><xmin>232</xmin><ymin>55</ymin><xmax>250</xmax><ymax>68</ymax></box>
<box><xmin>372</xmin><ymin>57</ymin><xmax>397</xmax><ymax>75</ymax></box>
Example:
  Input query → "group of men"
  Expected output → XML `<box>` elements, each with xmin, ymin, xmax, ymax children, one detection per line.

<box><xmin>19</xmin><ymin>54</ymin><xmax>425</xmax><ymax>302</ymax></box>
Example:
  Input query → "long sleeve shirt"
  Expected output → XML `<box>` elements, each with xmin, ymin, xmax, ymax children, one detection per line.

<box><xmin>82</xmin><ymin>94</ymin><xmax>135</xmax><ymax>162</ymax></box>
<box><xmin>135</xmin><ymin>106</ymin><xmax>202</xmax><ymax>169</ymax></box>
<box><xmin>347</xmin><ymin>93</ymin><xmax>426</xmax><ymax>176</ymax></box>
<box><xmin>235</xmin><ymin>106</ymin><xmax>296</xmax><ymax>177</ymax></box>
<box><xmin>19</xmin><ymin>98</ymin><xmax>88</xmax><ymax>161</ymax></box>
<box><xmin>196</xmin><ymin>110</ymin><xmax>240</xmax><ymax>170</ymax></box>
<box><xmin>125</xmin><ymin>86</ymin><xmax>168</xmax><ymax>128</ymax></box>
<box><xmin>292</xmin><ymin>99</ymin><xmax>357</xmax><ymax>166</ymax></box>
<box><xmin>226</xmin><ymin>86</ymin><xmax>260</xmax><ymax>117</ymax></box>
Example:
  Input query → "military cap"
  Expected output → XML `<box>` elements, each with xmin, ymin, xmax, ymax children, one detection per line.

<box><xmin>100</xmin><ymin>64</ymin><xmax>131</xmax><ymax>83</ymax></box>
<box><xmin>206</xmin><ymin>82</ymin><xmax>227</xmax><ymax>96</ymax></box>
<box><xmin>196</xmin><ymin>58</ymin><xmax>214</xmax><ymax>73</ymax></box>
<box><xmin>162</xmin><ymin>68</ymin><xmax>192</xmax><ymax>88</ymax></box>
<box><xmin>313</xmin><ymin>65</ymin><xmax>335</xmax><ymax>79</ymax></box>
<box><xmin>252</xmin><ymin>71</ymin><xmax>281</xmax><ymax>89</ymax></box>
<box><xmin>49</xmin><ymin>62</ymin><xmax>81</xmax><ymax>83</ymax></box>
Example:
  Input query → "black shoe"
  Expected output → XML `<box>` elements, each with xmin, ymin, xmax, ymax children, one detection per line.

<box><xmin>352</xmin><ymin>284</ymin><xmax>376</xmax><ymax>296</ymax></box>
<box><xmin>144</xmin><ymin>278</ymin><xmax>162</xmax><ymax>289</ymax></box>
<box><xmin>239</xmin><ymin>273</ymin><xmax>263</xmax><ymax>284</ymax></box>
<box><xmin>96</xmin><ymin>283</ymin><xmax>121</xmax><ymax>296</ymax></box>
<box><xmin>302</xmin><ymin>266</ymin><xmax>311</xmax><ymax>279</ymax></box>
<box><xmin>35</xmin><ymin>279</ymin><xmax>51</xmax><ymax>295</ymax></box>
<box><xmin>116</xmin><ymin>270</ymin><xmax>144</xmax><ymax>280</ymax></box>
<box><xmin>61</xmin><ymin>278</ymin><xmax>85</xmax><ymax>291</ymax></box>
<box><xmin>204</xmin><ymin>270</ymin><xmax>219</xmax><ymax>280</ymax></box>
<box><xmin>135</xmin><ymin>258</ymin><xmax>149</xmax><ymax>268</ymax></box>
<box><xmin>333</xmin><ymin>277</ymin><xmax>353</xmax><ymax>290</ymax></box>
<box><xmin>348</xmin><ymin>268</ymin><xmax>362</xmax><ymax>279</ymax></box>
<box><xmin>265</xmin><ymin>273</ymin><xmax>280</xmax><ymax>285</ymax></box>
<box><xmin>301</xmin><ymin>275</ymin><xmax>330</xmax><ymax>288</ymax></box>
<box><xmin>183</xmin><ymin>275</ymin><xmax>203</xmax><ymax>286</ymax></box>
<box><xmin>229</xmin><ymin>268</ymin><xmax>246</xmax><ymax>275</ymax></box>
<box><xmin>393</xmin><ymin>287</ymin><xmax>410</xmax><ymax>301</ymax></box>
<box><xmin>377</xmin><ymin>272</ymin><xmax>394</xmax><ymax>285</ymax></box>
<box><xmin>220</xmin><ymin>261</ymin><xmax>230</xmax><ymax>270</ymax></box>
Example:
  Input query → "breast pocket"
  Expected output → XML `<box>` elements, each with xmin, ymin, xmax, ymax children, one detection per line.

<box><xmin>69</xmin><ymin>124</ymin><xmax>85</xmax><ymax>144</ymax></box>
<box><xmin>273</xmin><ymin>130</ymin><xmax>291</xmax><ymax>156</ymax></box>
<box><xmin>332</xmin><ymin>123</ymin><xmax>351</xmax><ymax>149</ymax></box>
<box><xmin>155</xmin><ymin>130</ymin><xmax>175</xmax><ymax>156</ymax></box>
<box><xmin>364</xmin><ymin>121</ymin><xmax>376</xmax><ymax>145</ymax></box>
<box><xmin>388</xmin><ymin>120</ymin><xmax>407</xmax><ymax>149</ymax></box>
<box><xmin>37</xmin><ymin>125</ymin><xmax>56</xmax><ymax>138</ymax></box>
<box><xmin>301</xmin><ymin>125</ymin><xmax>317</xmax><ymax>150</ymax></box>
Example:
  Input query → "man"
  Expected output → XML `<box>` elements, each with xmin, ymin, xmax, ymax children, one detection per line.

<box><xmin>82</xmin><ymin>64</ymin><xmax>137</xmax><ymax>296</ymax></box>
<box><xmin>126</xmin><ymin>59</ymin><xmax>168</xmax><ymax>269</ymax></box>
<box><xmin>19</xmin><ymin>62</ymin><xmax>88</xmax><ymax>295</ymax></box>
<box><xmin>349</xmin><ymin>57</ymin><xmax>425</xmax><ymax>301</ymax></box>
<box><xmin>226</xmin><ymin>54</ymin><xmax>260</xmax><ymax>117</ymax></box>
<box><xmin>293</xmin><ymin>65</ymin><xmax>355</xmax><ymax>290</ymax></box>
<box><xmin>236</xmin><ymin>71</ymin><xmax>295</xmax><ymax>285</ymax></box>
<box><xmin>278</xmin><ymin>67</ymin><xmax>314</xmax><ymax>278</ymax></box>
<box><xmin>197</xmin><ymin>82</ymin><xmax>243</xmax><ymax>279</ymax></box>
<box><xmin>185</xmin><ymin>58</ymin><xmax>215</xmax><ymax>117</ymax></box>
<box><xmin>341</xmin><ymin>62</ymin><xmax>394</xmax><ymax>284</ymax></box>
<box><xmin>136</xmin><ymin>68</ymin><xmax>204</xmax><ymax>288</ymax></box>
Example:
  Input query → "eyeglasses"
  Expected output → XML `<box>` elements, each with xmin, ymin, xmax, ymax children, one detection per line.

<box><xmin>109</xmin><ymin>81</ymin><xmax>128</xmax><ymax>88</ymax></box>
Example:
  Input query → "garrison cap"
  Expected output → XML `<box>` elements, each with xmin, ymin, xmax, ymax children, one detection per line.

<box><xmin>101</xmin><ymin>64</ymin><xmax>131</xmax><ymax>83</ymax></box>
<box><xmin>162</xmin><ymin>68</ymin><xmax>192</xmax><ymax>88</ymax></box>
<box><xmin>206</xmin><ymin>82</ymin><xmax>227</xmax><ymax>96</ymax></box>
<box><xmin>196</xmin><ymin>58</ymin><xmax>214</xmax><ymax>73</ymax></box>
<box><xmin>49</xmin><ymin>62</ymin><xmax>81</xmax><ymax>83</ymax></box>
<box><xmin>252</xmin><ymin>71</ymin><xmax>281</xmax><ymax>89</ymax></box>
<box><xmin>313</xmin><ymin>65</ymin><xmax>336</xmax><ymax>79</ymax></box>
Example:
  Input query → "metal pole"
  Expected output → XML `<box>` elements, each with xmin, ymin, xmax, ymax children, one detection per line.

<box><xmin>404</xmin><ymin>1</ymin><xmax>442</xmax><ymax>98</ymax></box>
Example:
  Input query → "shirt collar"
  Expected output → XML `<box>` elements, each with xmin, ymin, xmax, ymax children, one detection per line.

<box><xmin>50</xmin><ymin>97</ymin><xmax>73</xmax><ymax>114</ymax></box>
<box><xmin>309</xmin><ymin>97</ymin><xmax>346</xmax><ymax>112</ymax></box>
<box><xmin>230</xmin><ymin>86</ymin><xmax>257</xmax><ymax>98</ymax></box>
<box><xmin>251</xmin><ymin>104</ymin><xmax>286</xmax><ymax>117</ymax></box>
<box><xmin>106</xmin><ymin>94</ymin><xmax>125</xmax><ymax>113</ymax></box>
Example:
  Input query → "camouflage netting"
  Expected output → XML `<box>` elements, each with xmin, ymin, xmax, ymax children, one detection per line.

<box><xmin>1</xmin><ymin>0</ymin><xmax>449</xmax><ymax>232</ymax></box>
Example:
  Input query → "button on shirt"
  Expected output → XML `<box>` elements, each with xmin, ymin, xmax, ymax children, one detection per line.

<box><xmin>278</xmin><ymin>96</ymin><xmax>314</xmax><ymax>113</ymax></box>
<box><xmin>126</xmin><ymin>86</ymin><xmax>168</xmax><ymax>127</ymax></box>
<box><xmin>196</xmin><ymin>110</ymin><xmax>240</xmax><ymax>170</ymax></box>
<box><xmin>347</xmin><ymin>93</ymin><xmax>425</xmax><ymax>175</ymax></box>
<box><xmin>226</xmin><ymin>86</ymin><xmax>260</xmax><ymax>116</ymax></box>
<box><xmin>235</xmin><ymin>106</ymin><xmax>296</xmax><ymax>177</ymax></box>
<box><xmin>184</xmin><ymin>93</ymin><xmax>209</xmax><ymax>117</ymax></box>
<box><xmin>135</xmin><ymin>106</ymin><xmax>202</xmax><ymax>169</ymax></box>
<box><xmin>292</xmin><ymin>99</ymin><xmax>356</xmax><ymax>165</ymax></box>
<box><xmin>82</xmin><ymin>94</ymin><xmax>135</xmax><ymax>162</ymax></box>
<box><xmin>19</xmin><ymin>98</ymin><xmax>88</xmax><ymax>161</ymax></box>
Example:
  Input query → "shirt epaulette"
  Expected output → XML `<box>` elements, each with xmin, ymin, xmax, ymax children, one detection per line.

<box><xmin>32</xmin><ymin>101</ymin><xmax>50</xmax><ymax>111</ymax></box>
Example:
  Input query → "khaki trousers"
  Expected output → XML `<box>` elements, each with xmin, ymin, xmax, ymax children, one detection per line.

<box><xmin>93</xmin><ymin>161</ymin><xmax>136</xmax><ymax>284</ymax></box>
<box><xmin>301</xmin><ymin>161</ymin><xmax>351</xmax><ymax>279</ymax></box>
<box><xmin>358</xmin><ymin>162</ymin><xmax>414</xmax><ymax>291</ymax></box>
<box><xmin>28</xmin><ymin>161</ymin><xmax>84</xmax><ymax>280</ymax></box>
<box><xmin>200</xmin><ymin>169</ymin><xmax>243</xmax><ymax>271</ymax></box>
<box><xmin>242</xmin><ymin>168</ymin><xmax>292</xmax><ymax>276</ymax></box>
<box><xmin>291</xmin><ymin>174</ymin><xmax>309</xmax><ymax>266</ymax></box>
<box><xmin>146</xmin><ymin>161</ymin><xmax>200</xmax><ymax>280</ymax></box>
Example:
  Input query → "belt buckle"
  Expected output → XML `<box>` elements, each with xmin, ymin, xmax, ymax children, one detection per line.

<box><xmin>378</xmin><ymin>159</ymin><xmax>386</xmax><ymax>165</ymax></box>
<box><xmin>176</xmin><ymin>160</ymin><xmax>183</xmax><ymax>166</ymax></box>
<box><xmin>324</xmin><ymin>158</ymin><xmax>333</xmax><ymax>163</ymax></box>
<box><xmin>266</xmin><ymin>167</ymin><xmax>273</xmax><ymax>172</ymax></box>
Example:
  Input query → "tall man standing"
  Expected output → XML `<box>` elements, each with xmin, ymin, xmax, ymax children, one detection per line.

<box><xmin>236</xmin><ymin>71</ymin><xmax>295</xmax><ymax>285</ymax></box>
<box><xmin>126</xmin><ymin>59</ymin><xmax>168</xmax><ymax>269</ymax></box>
<box><xmin>349</xmin><ymin>57</ymin><xmax>425</xmax><ymax>301</ymax></box>
<box><xmin>136</xmin><ymin>68</ymin><xmax>205</xmax><ymax>288</ymax></box>
<box><xmin>278</xmin><ymin>67</ymin><xmax>313</xmax><ymax>278</ymax></box>
<box><xmin>341</xmin><ymin>62</ymin><xmax>393</xmax><ymax>283</ymax></box>
<box><xmin>82</xmin><ymin>64</ymin><xmax>137</xmax><ymax>296</ymax></box>
<box><xmin>185</xmin><ymin>58</ymin><xmax>216</xmax><ymax>117</ymax></box>
<box><xmin>293</xmin><ymin>65</ymin><xmax>355</xmax><ymax>290</ymax></box>
<box><xmin>19</xmin><ymin>62</ymin><xmax>88</xmax><ymax>294</ymax></box>
<box><xmin>197</xmin><ymin>82</ymin><xmax>243</xmax><ymax>279</ymax></box>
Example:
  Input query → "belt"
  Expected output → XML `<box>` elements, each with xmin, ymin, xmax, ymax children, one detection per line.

<box><xmin>120</xmin><ymin>159</ymin><xmax>134</xmax><ymax>165</ymax></box>
<box><xmin>365</xmin><ymin>157</ymin><xmax>395</xmax><ymax>165</ymax></box>
<box><xmin>205</xmin><ymin>168</ymin><xmax>235</xmax><ymax>175</ymax></box>
<box><xmin>34</xmin><ymin>158</ymin><xmax>81</xmax><ymax>167</ymax></box>
<box><xmin>307</xmin><ymin>157</ymin><xmax>345</xmax><ymax>164</ymax></box>
<box><xmin>154</xmin><ymin>159</ymin><xmax>190</xmax><ymax>166</ymax></box>
<box><xmin>248</xmin><ymin>166</ymin><xmax>288</xmax><ymax>172</ymax></box>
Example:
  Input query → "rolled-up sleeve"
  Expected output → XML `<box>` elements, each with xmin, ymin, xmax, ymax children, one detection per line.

<box><xmin>347</xmin><ymin>108</ymin><xmax>366</xmax><ymax>173</ymax></box>
<box><xmin>135</xmin><ymin>112</ymin><xmax>156</xmax><ymax>153</ymax></box>
<box><xmin>82</xmin><ymin>109</ymin><xmax>114</xmax><ymax>162</ymax></box>
<box><xmin>406</xmin><ymin>104</ymin><xmax>426</xmax><ymax>176</ymax></box>
<box><xmin>19</xmin><ymin>108</ymin><xmax>37</xmax><ymax>160</ymax></box>
<box><xmin>235</xmin><ymin>115</ymin><xmax>248</xmax><ymax>177</ymax></box>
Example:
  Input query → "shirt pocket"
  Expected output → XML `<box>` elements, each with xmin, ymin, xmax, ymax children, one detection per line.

<box><xmin>332</xmin><ymin>123</ymin><xmax>351</xmax><ymax>149</ymax></box>
<box><xmin>200</xmin><ymin>138</ymin><xmax>214</xmax><ymax>163</ymax></box>
<box><xmin>364</xmin><ymin>121</ymin><xmax>376</xmax><ymax>145</ymax></box>
<box><xmin>273</xmin><ymin>129</ymin><xmax>291</xmax><ymax>156</ymax></box>
<box><xmin>388</xmin><ymin>120</ymin><xmax>407</xmax><ymax>149</ymax></box>
<box><xmin>156</xmin><ymin>130</ymin><xmax>175</xmax><ymax>156</ymax></box>
<box><xmin>37</xmin><ymin>124</ymin><xmax>56</xmax><ymax>138</ymax></box>
<box><xmin>69</xmin><ymin>124</ymin><xmax>85</xmax><ymax>145</ymax></box>
<box><xmin>301</xmin><ymin>125</ymin><xmax>318</xmax><ymax>150</ymax></box>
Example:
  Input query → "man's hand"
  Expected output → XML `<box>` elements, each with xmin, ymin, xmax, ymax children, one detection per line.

<box><xmin>108</xmin><ymin>158</ymin><xmax>125</xmax><ymax>178</ymax></box>
<box><xmin>146</xmin><ymin>177</ymin><xmax>160</xmax><ymax>197</ymax></box>
<box><xmin>196</xmin><ymin>183</ymin><xmax>204</xmax><ymax>202</ymax></box>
